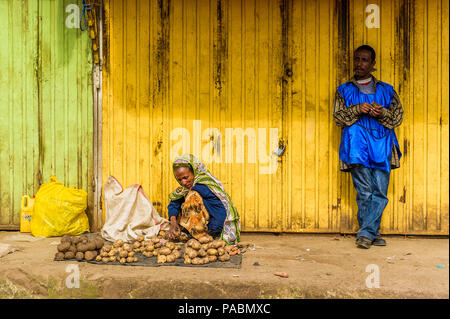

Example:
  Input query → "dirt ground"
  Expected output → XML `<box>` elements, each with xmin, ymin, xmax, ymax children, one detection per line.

<box><xmin>0</xmin><ymin>231</ymin><xmax>448</xmax><ymax>299</ymax></box>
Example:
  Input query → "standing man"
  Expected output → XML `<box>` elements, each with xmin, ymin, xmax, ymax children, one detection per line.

<box><xmin>333</xmin><ymin>45</ymin><xmax>404</xmax><ymax>249</ymax></box>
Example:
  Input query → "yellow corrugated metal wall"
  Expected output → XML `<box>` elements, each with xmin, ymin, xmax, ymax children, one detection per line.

<box><xmin>102</xmin><ymin>0</ymin><xmax>449</xmax><ymax>235</ymax></box>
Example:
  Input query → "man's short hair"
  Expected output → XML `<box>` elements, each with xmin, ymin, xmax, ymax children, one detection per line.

<box><xmin>355</xmin><ymin>45</ymin><xmax>376</xmax><ymax>62</ymax></box>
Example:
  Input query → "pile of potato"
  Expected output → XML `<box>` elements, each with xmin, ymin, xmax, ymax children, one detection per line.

<box><xmin>183</xmin><ymin>235</ymin><xmax>231</xmax><ymax>265</ymax></box>
<box><xmin>97</xmin><ymin>238</ymin><xmax>141</xmax><ymax>264</ymax></box>
<box><xmin>159</xmin><ymin>229</ymin><xmax>189</xmax><ymax>242</ymax></box>
<box><xmin>54</xmin><ymin>235</ymin><xmax>104</xmax><ymax>261</ymax></box>
<box><xmin>138</xmin><ymin>235</ymin><xmax>182</xmax><ymax>264</ymax></box>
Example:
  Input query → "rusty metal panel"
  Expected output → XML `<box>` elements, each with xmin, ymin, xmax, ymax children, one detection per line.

<box><xmin>0</xmin><ymin>0</ymin><xmax>94</xmax><ymax>230</ymax></box>
<box><xmin>0</xmin><ymin>0</ymin><xmax>39</xmax><ymax>229</ymax></box>
<box><xmin>38</xmin><ymin>0</ymin><xmax>94</xmax><ymax>228</ymax></box>
<box><xmin>102</xmin><ymin>0</ymin><xmax>448</xmax><ymax>235</ymax></box>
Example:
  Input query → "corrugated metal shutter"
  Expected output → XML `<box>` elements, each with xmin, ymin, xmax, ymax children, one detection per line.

<box><xmin>0</xmin><ymin>0</ymin><xmax>39</xmax><ymax>229</ymax></box>
<box><xmin>102</xmin><ymin>0</ymin><xmax>448</xmax><ymax>235</ymax></box>
<box><xmin>0</xmin><ymin>0</ymin><xmax>94</xmax><ymax>230</ymax></box>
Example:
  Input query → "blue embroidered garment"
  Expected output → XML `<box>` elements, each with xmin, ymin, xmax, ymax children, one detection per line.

<box><xmin>338</xmin><ymin>80</ymin><xmax>402</xmax><ymax>172</ymax></box>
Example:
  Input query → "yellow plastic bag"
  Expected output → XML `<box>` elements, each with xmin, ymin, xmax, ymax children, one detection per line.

<box><xmin>30</xmin><ymin>175</ymin><xmax>90</xmax><ymax>237</ymax></box>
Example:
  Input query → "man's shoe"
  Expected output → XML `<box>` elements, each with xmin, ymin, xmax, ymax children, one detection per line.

<box><xmin>372</xmin><ymin>237</ymin><xmax>387</xmax><ymax>246</ymax></box>
<box><xmin>356</xmin><ymin>237</ymin><xmax>372</xmax><ymax>249</ymax></box>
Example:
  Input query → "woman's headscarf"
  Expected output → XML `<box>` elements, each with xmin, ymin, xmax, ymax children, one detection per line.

<box><xmin>169</xmin><ymin>154</ymin><xmax>241</xmax><ymax>244</ymax></box>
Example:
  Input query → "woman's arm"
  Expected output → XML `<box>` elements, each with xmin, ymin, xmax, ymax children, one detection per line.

<box><xmin>167</xmin><ymin>197</ymin><xmax>184</xmax><ymax>239</ymax></box>
<box><xmin>168</xmin><ymin>197</ymin><xmax>184</xmax><ymax>219</ymax></box>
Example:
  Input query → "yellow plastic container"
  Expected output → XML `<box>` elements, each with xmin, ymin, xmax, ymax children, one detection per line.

<box><xmin>20</xmin><ymin>195</ymin><xmax>34</xmax><ymax>233</ymax></box>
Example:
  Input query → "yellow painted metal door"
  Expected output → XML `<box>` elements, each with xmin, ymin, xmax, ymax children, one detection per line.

<box><xmin>103</xmin><ymin>0</ymin><xmax>284</xmax><ymax>232</ymax></box>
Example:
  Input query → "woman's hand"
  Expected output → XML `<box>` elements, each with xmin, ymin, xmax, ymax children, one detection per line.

<box><xmin>166</xmin><ymin>216</ymin><xmax>181</xmax><ymax>240</ymax></box>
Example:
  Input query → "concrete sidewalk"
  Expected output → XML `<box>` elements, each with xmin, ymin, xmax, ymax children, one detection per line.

<box><xmin>0</xmin><ymin>231</ymin><xmax>448</xmax><ymax>299</ymax></box>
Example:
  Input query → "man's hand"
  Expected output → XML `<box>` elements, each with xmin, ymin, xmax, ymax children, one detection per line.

<box><xmin>359</xmin><ymin>102</ymin><xmax>372</xmax><ymax>114</ymax></box>
<box><xmin>166</xmin><ymin>216</ymin><xmax>180</xmax><ymax>240</ymax></box>
<box><xmin>369</xmin><ymin>103</ymin><xmax>384</xmax><ymax>118</ymax></box>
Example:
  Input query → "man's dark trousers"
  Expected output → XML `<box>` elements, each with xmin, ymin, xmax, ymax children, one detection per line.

<box><xmin>350</xmin><ymin>165</ymin><xmax>390</xmax><ymax>241</ymax></box>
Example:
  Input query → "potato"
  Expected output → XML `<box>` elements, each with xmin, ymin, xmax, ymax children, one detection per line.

<box><xmin>109</xmin><ymin>255</ymin><xmax>117</xmax><ymax>262</ymax></box>
<box><xmin>133</xmin><ymin>257</ymin><xmax>138</xmax><ymax>262</ymax></box>
<box><xmin>57</xmin><ymin>242</ymin><xmax>71</xmax><ymax>252</ymax></box>
<box><xmin>174</xmin><ymin>244</ymin><xmax>181</xmax><ymax>250</ymax></box>
<box><xmin>81</xmin><ymin>236</ymin><xmax>88</xmax><ymax>243</ymax></box>
<box><xmin>224</xmin><ymin>245</ymin><xmax>233</xmax><ymax>253</ymax></box>
<box><xmin>191</xmin><ymin>241</ymin><xmax>201</xmax><ymax>250</ymax></box>
<box><xmin>191</xmin><ymin>257</ymin><xmax>202</xmax><ymax>265</ymax></box>
<box><xmin>151</xmin><ymin>237</ymin><xmax>160</xmax><ymax>244</ymax></box>
<box><xmin>70</xmin><ymin>236</ymin><xmax>82</xmax><ymax>245</ymax></box>
<box><xmin>55</xmin><ymin>252</ymin><xmax>65</xmax><ymax>260</ymax></box>
<box><xmin>94</xmin><ymin>237</ymin><xmax>104</xmax><ymax>249</ymax></box>
<box><xmin>159</xmin><ymin>247</ymin><xmax>172</xmax><ymax>256</ymax></box>
<box><xmin>128</xmin><ymin>251</ymin><xmax>135</xmax><ymax>257</ymax></box>
<box><xmin>123</xmin><ymin>243</ymin><xmax>132</xmax><ymax>252</ymax></box>
<box><xmin>199</xmin><ymin>236</ymin><xmax>210</xmax><ymax>244</ymax></box>
<box><xmin>100</xmin><ymin>251</ymin><xmax>108</xmax><ymax>258</ymax></box>
<box><xmin>102</xmin><ymin>257</ymin><xmax>110</xmax><ymax>263</ymax></box>
<box><xmin>166</xmin><ymin>254</ymin><xmax>175</xmax><ymax>263</ymax></box>
<box><xmin>137</xmin><ymin>235</ymin><xmax>145</xmax><ymax>242</ymax></box>
<box><xmin>142</xmin><ymin>251</ymin><xmax>152</xmax><ymax>258</ymax></box>
<box><xmin>152</xmin><ymin>250</ymin><xmax>159</xmax><ymax>256</ymax></box>
<box><xmin>119</xmin><ymin>250</ymin><xmax>128</xmax><ymax>258</ymax></box>
<box><xmin>133</xmin><ymin>241</ymin><xmax>141</xmax><ymax>249</ymax></box>
<box><xmin>75</xmin><ymin>252</ymin><xmax>84</xmax><ymax>260</ymax></box>
<box><xmin>68</xmin><ymin>245</ymin><xmax>78</xmax><ymax>254</ymax></box>
<box><xmin>126</xmin><ymin>256</ymin><xmax>134</xmax><ymax>263</ymax></box>
<box><xmin>87</xmin><ymin>241</ymin><xmax>97</xmax><ymax>251</ymax></box>
<box><xmin>134</xmin><ymin>248</ymin><xmax>141</xmax><ymax>253</ymax></box>
<box><xmin>202</xmin><ymin>257</ymin><xmax>210</xmax><ymax>264</ymax></box>
<box><xmin>212</xmin><ymin>240</ymin><xmax>223</xmax><ymax>249</ymax></box>
<box><xmin>217</xmin><ymin>247</ymin><xmax>225</xmax><ymax>256</ymax></box>
<box><xmin>184</xmin><ymin>257</ymin><xmax>192</xmax><ymax>264</ymax></box>
<box><xmin>179</xmin><ymin>233</ymin><xmax>189</xmax><ymax>242</ymax></box>
<box><xmin>207</xmin><ymin>248</ymin><xmax>218</xmax><ymax>256</ymax></box>
<box><xmin>95</xmin><ymin>255</ymin><xmax>102</xmax><ymax>262</ymax></box>
<box><xmin>119</xmin><ymin>258</ymin><xmax>126</xmax><ymax>264</ymax></box>
<box><xmin>75</xmin><ymin>243</ymin><xmax>86</xmax><ymax>252</ymax></box>
<box><xmin>145</xmin><ymin>244</ymin><xmax>154</xmax><ymax>252</ymax></box>
<box><xmin>159</xmin><ymin>230</ymin><xmax>166</xmax><ymax>237</ymax></box>
<box><xmin>85</xmin><ymin>251</ymin><xmax>98</xmax><ymax>261</ymax></box>
<box><xmin>61</xmin><ymin>235</ymin><xmax>71</xmax><ymax>243</ymax></box>
<box><xmin>113</xmin><ymin>239</ymin><xmax>124</xmax><ymax>248</ymax></box>
<box><xmin>165</xmin><ymin>242</ymin><xmax>175</xmax><ymax>250</ymax></box>
<box><xmin>103</xmin><ymin>244</ymin><xmax>112</xmax><ymax>252</ymax></box>
<box><xmin>64</xmin><ymin>251</ymin><xmax>75</xmax><ymax>259</ymax></box>
<box><xmin>197</xmin><ymin>249</ymin><xmax>207</xmax><ymax>257</ymax></box>
<box><xmin>218</xmin><ymin>253</ymin><xmax>230</xmax><ymax>262</ymax></box>
<box><xmin>187</xmin><ymin>239</ymin><xmax>196</xmax><ymax>247</ymax></box>
<box><xmin>157</xmin><ymin>255</ymin><xmax>167</xmax><ymax>264</ymax></box>
<box><xmin>108</xmin><ymin>249</ymin><xmax>116</xmax><ymax>257</ymax></box>
<box><xmin>172</xmin><ymin>250</ymin><xmax>182</xmax><ymax>259</ymax></box>
<box><xmin>154</xmin><ymin>242</ymin><xmax>162</xmax><ymax>248</ymax></box>
<box><xmin>185</xmin><ymin>247</ymin><xmax>198</xmax><ymax>259</ymax></box>
<box><xmin>208</xmin><ymin>255</ymin><xmax>218</xmax><ymax>262</ymax></box>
